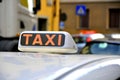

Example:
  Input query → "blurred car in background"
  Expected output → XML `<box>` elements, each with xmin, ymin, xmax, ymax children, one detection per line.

<box><xmin>72</xmin><ymin>33</ymin><xmax>105</xmax><ymax>52</ymax></box>
<box><xmin>80</xmin><ymin>38</ymin><xmax>120</xmax><ymax>55</ymax></box>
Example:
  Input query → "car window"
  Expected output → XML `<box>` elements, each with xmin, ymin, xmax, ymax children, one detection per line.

<box><xmin>90</xmin><ymin>42</ymin><xmax>120</xmax><ymax>55</ymax></box>
<box><xmin>73</xmin><ymin>36</ymin><xmax>86</xmax><ymax>43</ymax></box>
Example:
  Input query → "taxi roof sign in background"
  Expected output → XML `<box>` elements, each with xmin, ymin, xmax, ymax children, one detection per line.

<box><xmin>76</xmin><ymin>5</ymin><xmax>86</xmax><ymax>16</ymax></box>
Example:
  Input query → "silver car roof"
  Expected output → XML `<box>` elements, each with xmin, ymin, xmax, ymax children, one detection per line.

<box><xmin>0</xmin><ymin>52</ymin><xmax>120</xmax><ymax>80</ymax></box>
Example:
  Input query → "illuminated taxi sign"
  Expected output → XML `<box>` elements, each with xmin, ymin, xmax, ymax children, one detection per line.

<box><xmin>21</xmin><ymin>33</ymin><xmax>65</xmax><ymax>46</ymax></box>
<box><xmin>18</xmin><ymin>31</ymin><xmax>78</xmax><ymax>53</ymax></box>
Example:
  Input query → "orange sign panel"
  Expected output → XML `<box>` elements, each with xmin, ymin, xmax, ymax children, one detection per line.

<box><xmin>20</xmin><ymin>33</ymin><xmax>65</xmax><ymax>46</ymax></box>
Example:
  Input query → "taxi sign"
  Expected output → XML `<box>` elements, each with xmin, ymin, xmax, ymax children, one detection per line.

<box><xmin>20</xmin><ymin>33</ymin><xmax>65</xmax><ymax>46</ymax></box>
<box><xmin>18</xmin><ymin>31</ymin><xmax>78</xmax><ymax>53</ymax></box>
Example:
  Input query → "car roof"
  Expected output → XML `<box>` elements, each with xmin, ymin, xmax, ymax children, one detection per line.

<box><xmin>72</xmin><ymin>33</ymin><xmax>105</xmax><ymax>39</ymax></box>
<box><xmin>91</xmin><ymin>38</ymin><xmax>120</xmax><ymax>44</ymax></box>
<box><xmin>0</xmin><ymin>52</ymin><xmax>120</xmax><ymax>80</ymax></box>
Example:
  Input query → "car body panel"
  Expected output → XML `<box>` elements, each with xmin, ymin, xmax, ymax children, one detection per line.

<box><xmin>0</xmin><ymin>52</ymin><xmax>120</xmax><ymax>80</ymax></box>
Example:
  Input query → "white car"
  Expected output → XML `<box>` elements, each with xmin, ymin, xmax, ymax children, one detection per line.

<box><xmin>0</xmin><ymin>31</ymin><xmax>120</xmax><ymax>80</ymax></box>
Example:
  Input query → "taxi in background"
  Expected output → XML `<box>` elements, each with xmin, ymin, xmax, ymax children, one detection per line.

<box><xmin>80</xmin><ymin>34</ymin><xmax>120</xmax><ymax>55</ymax></box>
<box><xmin>0</xmin><ymin>31</ymin><xmax>120</xmax><ymax>80</ymax></box>
<box><xmin>72</xmin><ymin>30</ymin><xmax>105</xmax><ymax>52</ymax></box>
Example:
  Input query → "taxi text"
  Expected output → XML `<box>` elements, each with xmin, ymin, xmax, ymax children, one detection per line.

<box><xmin>20</xmin><ymin>33</ymin><xmax>65</xmax><ymax>46</ymax></box>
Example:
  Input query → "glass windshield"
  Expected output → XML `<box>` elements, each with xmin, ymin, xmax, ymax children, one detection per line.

<box><xmin>90</xmin><ymin>42</ymin><xmax>120</xmax><ymax>55</ymax></box>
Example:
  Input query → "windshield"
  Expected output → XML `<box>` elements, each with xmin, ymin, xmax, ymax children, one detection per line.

<box><xmin>90</xmin><ymin>42</ymin><xmax>120</xmax><ymax>55</ymax></box>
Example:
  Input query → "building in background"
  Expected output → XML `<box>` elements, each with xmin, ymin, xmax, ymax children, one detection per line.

<box><xmin>0</xmin><ymin>0</ymin><xmax>60</xmax><ymax>51</ymax></box>
<box><xmin>60</xmin><ymin>0</ymin><xmax>120</xmax><ymax>34</ymax></box>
